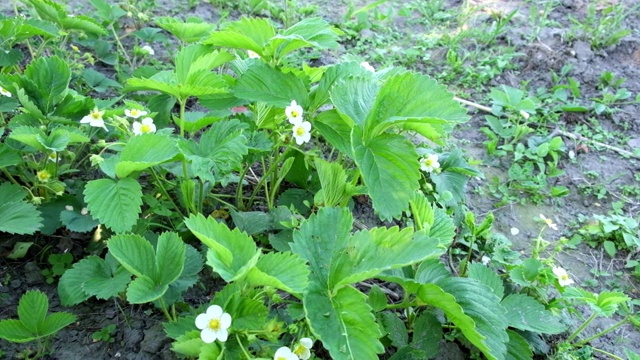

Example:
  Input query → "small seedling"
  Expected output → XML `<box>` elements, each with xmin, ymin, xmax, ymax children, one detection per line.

<box><xmin>91</xmin><ymin>324</ymin><xmax>117</xmax><ymax>343</ymax></box>
<box><xmin>0</xmin><ymin>291</ymin><xmax>76</xmax><ymax>359</ymax></box>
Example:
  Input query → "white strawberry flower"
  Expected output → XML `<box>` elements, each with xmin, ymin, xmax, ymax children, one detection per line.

<box><xmin>247</xmin><ymin>50</ymin><xmax>261</xmax><ymax>59</ymax></box>
<box><xmin>0</xmin><ymin>86</ymin><xmax>11</xmax><ymax>97</ymax></box>
<box><xmin>419</xmin><ymin>154</ymin><xmax>440</xmax><ymax>173</ymax></box>
<box><xmin>552</xmin><ymin>266</ymin><xmax>574</xmax><ymax>287</ymax></box>
<box><xmin>274</xmin><ymin>347</ymin><xmax>298</xmax><ymax>360</ymax></box>
<box><xmin>285</xmin><ymin>100</ymin><xmax>304</xmax><ymax>124</ymax></box>
<box><xmin>292</xmin><ymin>338</ymin><xmax>313</xmax><ymax>359</ymax></box>
<box><xmin>140</xmin><ymin>45</ymin><xmax>154</xmax><ymax>55</ymax></box>
<box><xmin>360</xmin><ymin>61</ymin><xmax>375</xmax><ymax>72</ymax></box>
<box><xmin>80</xmin><ymin>108</ymin><xmax>107</xmax><ymax>130</ymax></box>
<box><xmin>124</xmin><ymin>108</ymin><xmax>148</xmax><ymax>119</ymax></box>
<box><xmin>132</xmin><ymin>117</ymin><xmax>156</xmax><ymax>135</ymax></box>
<box><xmin>292</xmin><ymin>121</ymin><xmax>312</xmax><ymax>145</ymax></box>
<box><xmin>539</xmin><ymin>214</ymin><xmax>558</xmax><ymax>231</ymax></box>
<box><xmin>195</xmin><ymin>305</ymin><xmax>232</xmax><ymax>343</ymax></box>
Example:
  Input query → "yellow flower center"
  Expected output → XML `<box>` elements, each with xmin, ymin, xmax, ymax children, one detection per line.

<box><xmin>141</xmin><ymin>124</ymin><xmax>151</xmax><ymax>133</ymax></box>
<box><xmin>295</xmin><ymin>127</ymin><xmax>306</xmax><ymax>136</ymax></box>
<box><xmin>561</xmin><ymin>274</ymin><xmax>569</xmax><ymax>281</ymax></box>
<box><xmin>37</xmin><ymin>170</ymin><xmax>51</xmax><ymax>182</ymax></box>
<box><xmin>131</xmin><ymin>109</ymin><xmax>139</xmax><ymax>116</ymax></box>
<box><xmin>291</xmin><ymin>110</ymin><xmax>299</xmax><ymax>118</ymax></box>
<box><xmin>424</xmin><ymin>158</ymin><xmax>434</xmax><ymax>166</ymax></box>
<box><xmin>91</xmin><ymin>111</ymin><xmax>101</xmax><ymax>119</ymax></box>
<box><xmin>208</xmin><ymin>318</ymin><xmax>220</xmax><ymax>331</ymax></box>
<box><xmin>276</xmin><ymin>357</ymin><xmax>286</xmax><ymax>360</ymax></box>
<box><xmin>293</xmin><ymin>344</ymin><xmax>305</xmax><ymax>356</ymax></box>
<box><xmin>49</xmin><ymin>153</ymin><xmax>58</xmax><ymax>160</ymax></box>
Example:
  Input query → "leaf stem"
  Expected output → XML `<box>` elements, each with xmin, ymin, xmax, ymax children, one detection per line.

<box><xmin>566</xmin><ymin>312</ymin><xmax>597</xmax><ymax>343</ymax></box>
<box><xmin>236</xmin><ymin>333</ymin><xmax>252</xmax><ymax>359</ymax></box>
<box><xmin>574</xmin><ymin>316</ymin><xmax>629</xmax><ymax>347</ymax></box>
<box><xmin>591</xmin><ymin>347</ymin><xmax>624</xmax><ymax>360</ymax></box>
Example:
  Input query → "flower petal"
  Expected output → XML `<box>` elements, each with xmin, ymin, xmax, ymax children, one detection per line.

<box><xmin>195</xmin><ymin>313</ymin><xmax>210</xmax><ymax>330</ymax></box>
<box><xmin>299</xmin><ymin>338</ymin><xmax>313</xmax><ymax>349</ymax></box>
<box><xmin>301</xmin><ymin>121</ymin><xmax>311</xmax><ymax>131</ymax></box>
<box><xmin>200</xmin><ymin>328</ymin><xmax>217</xmax><ymax>343</ymax></box>
<box><xmin>216</xmin><ymin>328</ymin><xmax>228</xmax><ymax>342</ymax></box>
<box><xmin>207</xmin><ymin>305</ymin><xmax>223</xmax><ymax>318</ymax></box>
<box><xmin>142</xmin><ymin>117</ymin><xmax>154</xmax><ymax>126</ymax></box>
<box><xmin>219</xmin><ymin>313</ymin><xmax>232</xmax><ymax>329</ymax></box>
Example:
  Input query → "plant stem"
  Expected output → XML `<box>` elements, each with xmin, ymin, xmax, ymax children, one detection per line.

<box><xmin>110</xmin><ymin>24</ymin><xmax>133</xmax><ymax>69</ymax></box>
<box><xmin>150</xmin><ymin>168</ymin><xmax>185</xmax><ymax>219</ymax></box>
<box><xmin>236</xmin><ymin>333</ymin><xmax>252</xmax><ymax>359</ymax></box>
<box><xmin>566</xmin><ymin>312</ymin><xmax>597</xmax><ymax>343</ymax></box>
<box><xmin>591</xmin><ymin>347</ymin><xmax>624</xmax><ymax>360</ymax></box>
<box><xmin>236</xmin><ymin>165</ymin><xmax>250</xmax><ymax>210</ymax></box>
<box><xmin>574</xmin><ymin>316</ymin><xmax>629</xmax><ymax>347</ymax></box>
<box><xmin>158</xmin><ymin>298</ymin><xmax>173</xmax><ymax>322</ymax></box>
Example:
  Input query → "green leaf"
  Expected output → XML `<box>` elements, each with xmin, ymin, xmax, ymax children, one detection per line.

<box><xmin>0</xmin><ymin>201</ymin><xmax>43</xmax><ymax>235</ymax></box>
<box><xmin>23</xmin><ymin>56</ymin><xmax>71</xmax><ymax>113</ymax></box>
<box><xmin>314</xmin><ymin>158</ymin><xmax>349</xmax><ymax>207</ymax></box>
<box><xmin>230</xmin><ymin>210</ymin><xmax>272</xmax><ymax>236</ymax></box>
<box><xmin>154</xmin><ymin>232</ymin><xmax>186</xmax><ymax>286</ymax></box>
<box><xmin>0</xmin><ymin>319</ymin><xmax>36</xmax><ymax>343</ymax></box>
<box><xmin>414</xmin><ymin>259</ymin><xmax>451</xmax><ymax>285</ymax></box>
<box><xmin>108</xmin><ymin>234</ymin><xmax>157</xmax><ymax>278</ymax></box>
<box><xmin>184</xmin><ymin>213</ymin><xmax>259</xmax><ymax>282</ymax></box>
<box><xmin>38</xmin><ymin>312</ymin><xmax>76</xmax><ymax>338</ymax></box>
<box><xmin>213</xmin><ymin>284</ymin><xmax>268</xmax><ymax>331</ymax></box>
<box><xmin>116</xmin><ymin>133</ymin><xmax>178</xmax><ymax>178</ymax></box>
<box><xmin>418</xmin><ymin>280</ymin><xmax>508</xmax><ymax>360</ymax></box>
<box><xmin>8</xmin><ymin>126</ymin><xmax>45</xmax><ymax>150</ymax></box>
<box><xmin>0</xmin><ymin>144</ymin><xmax>22</xmax><ymax>168</ymax></box>
<box><xmin>505</xmin><ymin>330</ymin><xmax>533</xmax><ymax>360</ymax></box>
<box><xmin>18</xmin><ymin>290</ymin><xmax>48</xmax><ymax>334</ymax></box>
<box><xmin>331</xmin><ymin>226</ymin><xmax>444</xmax><ymax>289</ymax></box>
<box><xmin>127</xmin><ymin>276</ymin><xmax>168</xmax><ymax>304</ymax></box>
<box><xmin>430</xmin><ymin>150</ymin><xmax>479</xmax><ymax>206</ymax></box>
<box><xmin>79</xmin><ymin>256</ymin><xmax>130</xmax><ymax>300</ymax></box>
<box><xmin>204</xmin><ymin>17</ymin><xmax>275</xmax><ymax>54</ymax></box>
<box><xmin>437</xmin><ymin>278</ymin><xmax>509</xmax><ymax>360</ymax></box>
<box><xmin>311</xmin><ymin>62</ymin><xmax>369</xmax><ymax>109</ymax></box>
<box><xmin>84</xmin><ymin>178</ymin><xmax>143</xmax><ymax>233</ymax></box>
<box><xmin>0</xmin><ymin>183</ymin><xmax>27</xmax><ymax>203</ymax></box>
<box><xmin>412</xmin><ymin>311</ymin><xmax>442</xmax><ymax>358</ymax></box>
<box><xmin>501</xmin><ymin>294</ymin><xmax>565</xmax><ymax>334</ymax></box>
<box><xmin>563</xmin><ymin>288</ymin><xmax>630</xmax><ymax>317</ymax></box>
<box><xmin>467</xmin><ymin>263</ymin><xmax>504</xmax><ymax>299</ymax></box>
<box><xmin>379</xmin><ymin>311</ymin><xmax>408</xmax><ymax>347</ymax></box>
<box><xmin>179</xmin><ymin>119</ymin><xmax>248</xmax><ymax>184</ymax></box>
<box><xmin>313</xmin><ymin>109</ymin><xmax>353</xmax><ymax>156</ymax></box>
<box><xmin>60</xmin><ymin>15</ymin><xmax>107</xmax><ymax>35</ymax></box>
<box><xmin>367</xmin><ymin>285</ymin><xmax>387</xmax><ymax>312</ymax></box>
<box><xmin>15</xmin><ymin>87</ymin><xmax>45</xmax><ymax>119</ymax></box>
<box><xmin>176</xmin><ymin>111</ymin><xmax>222</xmax><ymax>133</ymax></box>
<box><xmin>265</xmin><ymin>17</ymin><xmax>339</xmax><ymax>59</ymax></box>
<box><xmin>246</xmin><ymin>252</ymin><xmax>309</xmax><ymax>294</ymax></box>
<box><xmin>175</xmin><ymin>45</ymin><xmax>233</xmax><ymax>85</ymax></box>
<box><xmin>290</xmin><ymin>207</ymin><xmax>353</xmax><ymax>284</ymax></box>
<box><xmin>305</xmin><ymin>285</ymin><xmax>383</xmax><ymax>360</ymax></box>
<box><xmin>60</xmin><ymin>209</ymin><xmax>100</xmax><ymax>232</ymax></box>
<box><xmin>155</xmin><ymin>16</ymin><xmax>215</xmax><ymax>43</ymax></box>
<box><xmin>232</xmin><ymin>62</ymin><xmax>308</xmax><ymax>107</ymax></box>
<box><xmin>352</xmin><ymin>131</ymin><xmax>420</xmax><ymax>221</ymax></box>
<box><xmin>366</xmin><ymin>72</ymin><xmax>468</xmax><ymax>138</ymax></box>
<box><xmin>331</xmin><ymin>78</ymin><xmax>380</xmax><ymax>127</ymax></box>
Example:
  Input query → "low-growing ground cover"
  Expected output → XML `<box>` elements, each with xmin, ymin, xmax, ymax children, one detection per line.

<box><xmin>0</xmin><ymin>0</ymin><xmax>639</xmax><ymax>359</ymax></box>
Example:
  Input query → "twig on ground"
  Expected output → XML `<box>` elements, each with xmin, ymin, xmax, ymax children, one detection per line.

<box><xmin>358</xmin><ymin>282</ymin><xmax>400</xmax><ymax>300</ymax></box>
<box><xmin>453</xmin><ymin>97</ymin><xmax>640</xmax><ymax>160</ymax></box>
